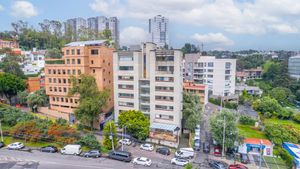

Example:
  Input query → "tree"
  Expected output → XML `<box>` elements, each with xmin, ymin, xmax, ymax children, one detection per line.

<box><xmin>181</xmin><ymin>43</ymin><xmax>200</xmax><ymax>55</ymax></box>
<box><xmin>69</xmin><ymin>74</ymin><xmax>109</xmax><ymax>130</ymax></box>
<box><xmin>45</xmin><ymin>48</ymin><xmax>62</xmax><ymax>59</ymax></box>
<box><xmin>182</xmin><ymin>92</ymin><xmax>202</xmax><ymax>131</ymax></box>
<box><xmin>27</xmin><ymin>89</ymin><xmax>48</xmax><ymax>112</ymax></box>
<box><xmin>103</xmin><ymin>121</ymin><xmax>117</xmax><ymax>150</ymax></box>
<box><xmin>17</xmin><ymin>90</ymin><xmax>29</xmax><ymax>106</ymax></box>
<box><xmin>118</xmin><ymin>110</ymin><xmax>150</xmax><ymax>140</ymax></box>
<box><xmin>269</xmin><ymin>87</ymin><xmax>295</xmax><ymax>106</ymax></box>
<box><xmin>76</xmin><ymin>133</ymin><xmax>101</xmax><ymax>150</ymax></box>
<box><xmin>0</xmin><ymin>73</ymin><xmax>26</xmax><ymax>104</ymax></box>
<box><xmin>209</xmin><ymin>109</ymin><xmax>239</xmax><ymax>150</ymax></box>
<box><xmin>1</xmin><ymin>59</ymin><xmax>25</xmax><ymax>78</ymax></box>
<box><xmin>252</xmin><ymin>96</ymin><xmax>282</xmax><ymax>117</ymax></box>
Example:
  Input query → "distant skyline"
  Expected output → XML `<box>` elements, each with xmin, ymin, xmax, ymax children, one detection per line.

<box><xmin>1</xmin><ymin>0</ymin><xmax>300</xmax><ymax>51</ymax></box>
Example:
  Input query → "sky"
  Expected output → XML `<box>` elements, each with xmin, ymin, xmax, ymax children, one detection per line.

<box><xmin>1</xmin><ymin>0</ymin><xmax>300</xmax><ymax>51</ymax></box>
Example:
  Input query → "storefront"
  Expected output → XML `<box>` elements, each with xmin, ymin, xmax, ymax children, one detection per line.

<box><xmin>238</xmin><ymin>138</ymin><xmax>273</xmax><ymax>156</ymax></box>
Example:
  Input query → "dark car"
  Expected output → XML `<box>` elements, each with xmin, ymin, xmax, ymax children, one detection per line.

<box><xmin>108</xmin><ymin>150</ymin><xmax>132</xmax><ymax>162</ymax></box>
<box><xmin>226</xmin><ymin>148</ymin><xmax>236</xmax><ymax>159</ymax></box>
<box><xmin>40</xmin><ymin>146</ymin><xmax>58</xmax><ymax>153</ymax></box>
<box><xmin>194</xmin><ymin>139</ymin><xmax>200</xmax><ymax>151</ymax></box>
<box><xmin>0</xmin><ymin>142</ymin><xmax>5</xmax><ymax>148</ymax></box>
<box><xmin>208</xmin><ymin>160</ymin><xmax>228</xmax><ymax>169</ymax></box>
<box><xmin>203</xmin><ymin>142</ymin><xmax>210</xmax><ymax>153</ymax></box>
<box><xmin>240</xmin><ymin>153</ymin><xmax>250</xmax><ymax>164</ymax></box>
<box><xmin>156</xmin><ymin>147</ymin><xmax>171</xmax><ymax>156</ymax></box>
<box><xmin>82</xmin><ymin>150</ymin><xmax>101</xmax><ymax>158</ymax></box>
<box><xmin>228</xmin><ymin>164</ymin><xmax>248</xmax><ymax>169</ymax></box>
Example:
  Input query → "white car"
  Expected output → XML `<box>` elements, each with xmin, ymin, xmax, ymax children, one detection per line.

<box><xmin>118</xmin><ymin>139</ymin><xmax>132</xmax><ymax>145</ymax></box>
<box><xmin>171</xmin><ymin>158</ymin><xmax>189</xmax><ymax>166</ymax></box>
<box><xmin>140</xmin><ymin>144</ymin><xmax>154</xmax><ymax>151</ymax></box>
<box><xmin>8</xmin><ymin>142</ymin><xmax>24</xmax><ymax>150</ymax></box>
<box><xmin>133</xmin><ymin>157</ymin><xmax>152</xmax><ymax>166</ymax></box>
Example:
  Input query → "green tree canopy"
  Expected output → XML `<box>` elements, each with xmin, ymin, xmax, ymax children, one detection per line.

<box><xmin>209</xmin><ymin>109</ymin><xmax>239</xmax><ymax>150</ymax></box>
<box><xmin>103</xmin><ymin>121</ymin><xmax>118</xmax><ymax>150</ymax></box>
<box><xmin>269</xmin><ymin>87</ymin><xmax>295</xmax><ymax>106</ymax></box>
<box><xmin>0</xmin><ymin>73</ymin><xmax>26</xmax><ymax>104</ymax></box>
<box><xmin>118</xmin><ymin>110</ymin><xmax>150</xmax><ymax>140</ymax></box>
<box><xmin>27</xmin><ymin>88</ymin><xmax>48</xmax><ymax>112</ymax></box>
<box><xmin>182</xmin><ymin>92</ymin><xmax>202</xmax><ymax>131</ymax></box>
<box><xmin>181</xmin><ymin>43</ymin><xmax>200</xmax><ymax>55</ymax></box>
<box><xmin>252</xmin><ymin>96</ymin><xmax>282</xmax><ymax>117</ymax></box>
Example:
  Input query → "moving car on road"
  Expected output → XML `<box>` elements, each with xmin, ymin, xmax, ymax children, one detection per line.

<box><xmin>133</xmin><ymin>157</ymin><xmax>152</xmax><ymax>167</ymax></box>
<box><xmin>156</xmin><ymin>147</ymin><xmax>170</xmax><ymax>155</ymax></box>
<box><xmin>108</xmin><ymin>150</ymin><xmax>132</xmax><ymax>162</ymax></box>
<box><xmin>118</xmin><ymin>139</ymin><xmax>132</xmax><ymax>145</ymax></box>
<box><xmin>171</xmin><ymin>158</ymin><xmax>189</xmax><ymax>166</ymax></box>
<box><xmin>40</xmin><ymin>146</ymin><xmax>58</xmax><ymax>153</ymax></box>
<box><xmin>208</xmin><ymin>160</ymin><xmax>227</xmax><ymax>169</ymax></box>
<box><xmin>82</xmin><ymin>150</ymin><xmax>101</xmax><ymax>158</ymax></box>
<box><xmin>140</xmin><ymin>144</ymin><xmax>154</xmax><ymax>151</ymax></box>
<box><xmin>194</xmin><ymin>139</ymin><xmax>201</xmax><ymax>151</ymax></box>
<box><xmin>228</xmin><ymin>164</ymin><xmax>248</xmax><ymax>169</ymax></box>
<box><xmin>61</xmin><ymin>144</ymin><xmax>82</xmax><ymax>155</ymax></box>
<box><xmin>8</xmin><ymin>142</ymin><xmax>24</xmax><ymax>150</ymax></box>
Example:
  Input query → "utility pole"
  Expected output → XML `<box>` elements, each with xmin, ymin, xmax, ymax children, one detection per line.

<box><xmin>259</xmin><ymin>140</ymin><xmax>262</xmax><ymax>169</ymax></box>
<box><xmin>121</xmin><ymin>126</ymin><xmax>124</xmax><ymax>151</ymax></box>
<box><xmin>222</xmin><ymin>116</ymin><xmax>226</xmax><ymax>157</ymax></box>
<box><xmin>110</xmin><ymin>122</ymin><xmax>114</xmax><ymax>151</ymax></box>
<box><xmin>0</xmin><ymin>120</ymin><xmax>3</xmax><ymax>142</ymax></box>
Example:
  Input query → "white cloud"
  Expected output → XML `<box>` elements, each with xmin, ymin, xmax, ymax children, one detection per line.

<box><xmin>120</xmin><ymin>26</ymin><xmax>148</xmax><ymax>46</ymax></box>
<box><xmin>192</xmin><ymin>33</ymin><xmax>234</xmax><ymax>46</ymax></box>
<box><xmin>89</xmin><ymin>0</ymin><xmax>300</xmax><ymax>35</ymax></box>
<box><xmin>0</xmin><ymin>4</ymin><xmax>4</xmax><ymax>11</ymax></box>
<box><xmin>11</xmin><ymin>1</ymin><xmax>38</xmax><ymax>18</ymax></box>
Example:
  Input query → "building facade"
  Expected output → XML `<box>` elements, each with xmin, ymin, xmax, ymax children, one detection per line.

<box><xmin>236</xmin><ymin>67</ymin><xmax>262</xmax><ymax>82</ymax></box>
<box><xmin>64</xmin><ymin>18</ymin><xmax>87</xmax><ymax>40</ymax></box>
<box><xmin>149</xmin><ymin>15</ymin><xmax>169</xmax><ymax>48</ymax></box>
<box><xmin>183</xmin><ymin>81</ymin><xmax>208</xmax><ymax>106</ymax></box>
<box><xmin>113</xmin><ymin>42</ymin><xmax>182</xmax><ymax>147</ymax></box>
<box><xmin>44</xmin><ymin>40</ymin><xmax>114</xmax><ymax>127</ymax></box>
<box><xmin>0</xmin><ymin>39</ymin><xmax>19</xmax><ymax>49</ymax></box>
<box><xmin>184</xmin><ymin>54</ymin><xmax>236</xmax><ymax>96</ymax></box>
<box><xmin>288</xmin><ymin>56</ymin><xmax>300</xmax><ymax>79</ymax></box>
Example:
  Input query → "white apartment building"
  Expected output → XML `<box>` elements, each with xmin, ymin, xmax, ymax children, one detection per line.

<box><xmin>184</xmin><ymin>54</ymin><xmax>236</xmax><ymax>96</ymax></box>
<box><xmin>113</xmin><ymin>42</ymin><xmax>183</xmax><ymax>147</ymax></box>
<box><xmin>149</xmin><ymin>15</ymin><xmax>169</xmax><ymax>48</ymax></box>
<box><xmin>22</xmin><ymin>49</ymin><xmax>45</xmax><ymax>75</ymax></box>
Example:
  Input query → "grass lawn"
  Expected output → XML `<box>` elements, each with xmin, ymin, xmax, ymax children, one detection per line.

<box><xmin>3</xmin><ymin>136</ymin><xmax>62</xmax><ymax>148</ymax></box>
<box><xmin>238</xmin><ymin>124</ymin><xmax>267</xmax><ymax>139</ymax></box>
<box><xmin>264</xmin><ymin>118</ymin><xmax>300</xmax><ymax>130</ymax></box>
<box><xmin>264</xmin><ymin>156</ymin><xmax>288</xmax><ymax>169</ymax></box>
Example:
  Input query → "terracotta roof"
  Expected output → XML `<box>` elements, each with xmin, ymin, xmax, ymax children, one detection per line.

<box><xmin>183</xmin><ymin>82</ymin><xmax>206</xmax><ymax>90</ymax></box>
<box><xmin>244</xmin><ymin>138</ymin><xmax>272</xmax><ymax>146</ymax></box>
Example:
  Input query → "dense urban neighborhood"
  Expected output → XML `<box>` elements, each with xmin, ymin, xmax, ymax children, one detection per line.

<box><xmin>1</xmin><ymin>1</ymin><xmax>300</xmax><ymax>169</ymax></box>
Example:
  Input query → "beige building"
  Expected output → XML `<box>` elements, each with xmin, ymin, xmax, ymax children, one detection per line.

<box><xmin>113</xmin><ymin>42</ymin><xmax>183</xmax><ymax>147</ymax></box>
<box><xmin>183</xmin><ymin>81</ymin><xmax>208</xmax><ymax>106</ymax></box>
<box><xmin>44</xmin><ymin>40</ymin><xmax>114</xmax><ymax>126</ymax></box>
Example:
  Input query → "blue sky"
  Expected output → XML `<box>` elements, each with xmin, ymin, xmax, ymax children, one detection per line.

<box><xmin>1</xmin><ymin>0</ymin><xmax>300</xmax><ymax>51</ymax></box>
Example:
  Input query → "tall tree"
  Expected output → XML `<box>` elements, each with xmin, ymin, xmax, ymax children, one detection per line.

<box><xmin>209</xmin><ymin>109</ymin><xmax>239</xmax><ymax>150</ymax></box>
<box><xmin>118</xmin><ymin>110</ymin><xmax>150</xmax><ymax>140</ymax></box>
<box><xmin>1</xmin><ymin>61</ymin><xmax>25</xmax><ymax>78</ymax></box>
<box><xmin>182</xmin><ymin>92</ymin><xmax>202</xmax><ymax>131</ymax></box>
<box><xmin>27</xmin><ymin>89</ymin><xmax>48</xmax><ymax>112</ymax></box>
<box><xmin>0</xmin><ymin>73</ymin><xmax>26</xmax><ymax>104</ymax></box>
<box><xmin>181</xmin><ymin>43</ymin><xmax>200</xmax><ymax>55</ymax></box>
<box><xmin>69</xmin><ymin>74</ymin><xmax>109</xmax><ymax>130</ymax></box>
<box><xmin>17</xmin><ymin>90</ymin><xmax>29</xmax><ymax>106</ymax></box>
<box><xmin>103</xmin><ymin>121</ymin><xmax>118</xmax><ymax>150</ymax></box>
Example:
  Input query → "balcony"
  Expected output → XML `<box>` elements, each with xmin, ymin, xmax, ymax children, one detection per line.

<box><xmin>45</xmin><ymin>59</ymin><xmax>65</xmax><ymax>65</ymax></box>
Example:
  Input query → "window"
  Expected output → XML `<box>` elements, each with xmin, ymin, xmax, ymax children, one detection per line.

<box><xmin>155</xmin><ymin>86</ymin><xmax>174</xmax><ymax>92</ymax></box>
<box><xmin>59</xmin><ymin>87</ymin><xmax>62</xmax><ymax>92</ymax></box>
<box><xmin>118</xmin><ymin>101</ymin><xmax>134</xmax><ymax>107</ymax></box>
<box><xmin>91</xmin><ymin>60</ymin><xmax>94</xmax><ymax>64</ymax></box>
<box><xmin>58</xmin><ymin>69</ymin><xmax>61</xmax><ymax>74</ymax></box>
<box><xmin>73</xmin><ymin>69</ymin><xmax>76</xmax><ymax>75</ymax></box>
<box><xmin>56</xmin><ymin>97</ymin><xmax>59</xmax><ymax>101</ymax></box>
<box><xmin>208</xmin><ymin>62</ymin><xmax>214</xmax><ymax>67</ymax></box>
<box><xmin>75</xmin><ymin>99</ymin><xmax>78</xmax><ymax>104</ymax></box>
<box><xmin>49</xmin><ymin>87</ymin><xmax>53</xmax><ymax>92</ymax></box>
<box><xmin>103</xmin><ymin>69</ymin><xmax>105</xmax><ymax>72</ymax></box>
<box><xmin>108</xmin><ymin>62</ymin><xmax>110</xmax><ymax>66</ymax></box>
<box><xmin>52</xmin><ymin>97</ymin><xmax>55</xmax><ymax>101</ymax></box>
<box><xmin>77</xmin><ymin>59</ymin><xmax>81</xmax><ymax>64</ymax></box>
<box><xmin>68</xmin><ymin>79</ymin><xmax>71</xmax><ymax>83</ymax></box>
<box><xmin>119</xmin><ymin>55</ymin><xmax>133</xmax><ymax>61</ymax></box>
<box><xmin>207</xmin><ymin>75</ymin><xmax>213</xmax><ymax>78</ymax></box>
<box><xmin>103</xmin><ymin>60</ymin><xmax>105</xmax><ymax>63</ymax></box>
<box><xmin>68</xmin><ymin>70</ymin><xmax>71</xmax><ymax>75</ymax></box>
<box><xmin>58</xmin><ymin>78</ymin><xmax>61</xmax><ymax>83</ymax></box>
<box><xmin>63</xmin><ymin>88</ymin><xmax>67</xmax><ymax>92</ymax></box>
<box><xmin>118</xmin><ymin>84</ymin><xmax>133</xmax><ymax>90</ymax></box>
<box><xmin>225</xmin><ymin>62</ymin><xmax>231</xmax><ymax>69</ymax></box>
<box><xmin>77</xmin><ymin>49</ymin><xmax>80</xmax><ymax>55</ymax></box>
<box><xmin>66</xmin><ymin>50</ymin><xmax>70</xmax><ymax>55</ymax></box>
<box><xmin>71</xmin><ymin>49</ymin><xmax>75</xmax><ymax>55</ymax></box>
<box><xmin>70</xmin><ymin>98</ymin><xmax>73</xmax><ymax>103</ymax></box>
<box><xmin>118</xmin><ymin>93</ymin><xmax>134</xmax><ymax>98</ymax></box>
<box><xmin>53</xmin><ymin>78</ymin><xmax>57</xmax><ymax>83</ymax></box>
<box><xmin>48</xmin><ymin>69</ymin><xmax>51</xmax><ymax>74</ymax></box>
<box><xmin>93</xmin><ymin>69</ymin><xmax>95</xmax><ymax>73</ymax></box>
<box><xmin>119</xmin><ymin>66</ymin><xmax>133</xmax><ymax>71</ymax></box>
<box><xmin>225</xmin><ymin>70</ymin><xmax>231</xmax><ymax>74</ymax></box>
<box><xmin>91</xmin><ymin>49</ymin><xmax>98</xmax><ymax>55</ymax></box>
<box><xmin>155</xmin><ymin>96</ymin><xmax>174</xmax><ymax>101</ymax></box>
<box><xmin>62</xmin><ymin>69</ymin><xmax>66</xmax><ymax>74</ymax></box>
<box><xmin>155</xmin><ymin>77</ymin><xmax>174</xmax><ymax>82</ymax></box>
<box><xmin>78</xmin><ymin>69</ymin><xmax>81</xmax><ymax>75</ymax></box>
<box><xmin>225</xmin><ymin>75</ymin><xmax>231</xmax><ymax>80</ymax></box>
<box><xmin>61</xmin><ymin>97</ymin><xmax>64</xmax><ymax>102</ymax></box>
<box><xmin>155</xmin><ymin>114</ymin><xmax>174</xmax><ymax>121</ymax></box>
<box><xmin>53</xmin><ymin>69</ymin><xmax>56</xmax><ymax>74</ymax></box>
<box><xmin>155</xmin><ymin>105</ymin><xmax>174</xmax><ymax>111</ymax></box>
<box><xmin>208</xmin><ymin>69</ymin><xmax>214</xmax><ymax>73</ymax></box>
<box><xmin>67</xmin><ymin>59</ymin><xmax>70</xmax><ymax>64</ymax></box>
<box><xmin>54</xmin><ymin>87</ymin><xmax>57</xmax><ymax>92</ymax></box>
<box><xmin>65</xmin><ymin>98</ymin><xmax>68</xmax><ymax>103</ymax></box>
<box><xmin>63</xmin><ymin>79</ymin><xmax>66</xmax><ymax>84</ymax></box>
<box><xmin>72</xmin><ymin>59</ymin><xmax>75</xmax><ymax>64</ymax></box>
<box><xmin>118</xmin><ymin>76</ymin><xmax>133</xmax><ymax>81</ymax></box>
<box><xmin>49</xmin><ymin>78</ymin><xmax>52</xmax><ymax>83</ymax></box>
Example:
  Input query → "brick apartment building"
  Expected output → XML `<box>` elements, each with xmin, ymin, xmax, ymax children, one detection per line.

<box><xmin>44</xmin><ymin>40</ymin><xmax>114</xmax><ymax>127</ymax></box>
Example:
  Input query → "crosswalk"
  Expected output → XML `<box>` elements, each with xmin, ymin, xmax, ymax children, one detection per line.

<box><xmin>0</xmin><ymin>156</ymin><xmax>39</xmax><ymax>169</ymax></box>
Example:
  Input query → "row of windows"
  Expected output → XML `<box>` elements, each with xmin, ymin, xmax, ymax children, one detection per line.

<box><xmin>155</xmin><ymin>77</ymin><xmax>174</xmax><ymax>82</ymax></box>
<box><xmin>51</xmin><ymin>96</ymin><xmax>78</xmax><ymax>104</ymax></box>
<box><xmin>155</xmin><ymin>96</ymin><xmax>174</xmax><ymax>102</ymax></box>
<box><xmin>49</xmin><ymin>78</ymin><xmax>70</xmax><ymax>84</ymax></box>
<box><xmin>118</xmin><ymin>84</ymin><xmax>134</xmax><ymax>90</ymax></box>
<box><xmin>66</xmin><ymin>49</ymin><xmax>81</xmax><ymax>55</ymax></box>
<box><xmin>119</xmin><ymin>66</ymin><xmax>133</xmax><ymax>71</ymax></box>
<box><xmin>48</xmin><ymin>69</ymin><xmax>82</xmax><ymax>75</ymax></box>
<box><xmin>118</xmin><ymin>93</ymin><xmax>134</xmax><ymax>98</ymax></box>
<box><xmin>118</xmin><ymin>101</ymin><xmax>134</xmax><ymax>107</ymax></box>
<box><xmin>155</xmin><ymin>86</ymin><xmax>174</xmax><ymax>92</ymax></box>
<box><xmin>66</xmin><ymin>58</ymin><xmax>81</xmax><ymax>65</ymax></box>
<box><xmin>118</xmin><ymin>76</ymin><xmax>133</xmax><ymax>81</ymax></box>
<box><xmin>155</xmin><ymin>105</ymin><xmax>174</xmax><ymax>111</ymax></box>
<box><xmin>155</xmin><ymin>114</ymin><xmax>174</xmax><ymax>121</ymax></box>
<box><xmin>49</xmin><ymin>87</ymin><xmax>69</xmax><ymax>93</ymax></box>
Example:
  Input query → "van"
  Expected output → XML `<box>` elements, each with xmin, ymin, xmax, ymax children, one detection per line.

<box><xmin>108</xmin><ymin>150</ymin><xmax>132</xmax><ymax>162</ymax></box>
<box><xmin>175</xmin><ymin>148</ymin><xmax>194</xmax><ymax>159</ymax></box>
<box><xmin>61</xmin><ymin>144</ymin><xmax>82</xmax><ymax>155</ymax></box>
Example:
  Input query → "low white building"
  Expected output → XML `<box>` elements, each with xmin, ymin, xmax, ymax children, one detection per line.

<box><xmin>238</xmin><ymin>138</ymin><xmax>273</xmax><ymax>157</ymax></box>
<box><xmin>235</xmin><ymin>84</ymin><xmax>263</xmax><ymax>96</ymax></box>
<box><xmin>22</xmin><ymin>50</ymin><xmax>45</xmax><ymax>75</ymax></box>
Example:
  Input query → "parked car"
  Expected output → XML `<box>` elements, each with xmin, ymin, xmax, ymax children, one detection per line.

<box><xmin>171</xmin><ymin>158</ymin><xmax>189</xmax><ymax>166</ymax></box>
<box><xmin>156</xmin><ymin>147</ymin><xmax>170</xmax><ymax>155</ymax></box>
<box><xmin>108</xmin><ymin>150</ymin><xmax>132</xmax><ymax>162</ymax></box>
<box><xmin>40</xmin><ymin>146</ymin><xmax>58</xmax><ymax>153</ymax></box>
<box><xmin>214</xmin><ymin>146</ymin><xmax>222</xmax><ymax>156</ymax></box>
<box><xmin>140</xmin><ymin>144</ymin><xmax>154</xmax><ymax>151</ymax></box>
<box><xmin>8</xmin><ymin>142</ymin><xmax>24</xmax><ymax>150</ymax></box>
<box><xmin>228</xmin><ymin>164</ymin><xmax>248</xmax><ymax>169</ymax></box>
<box><xmin>208</xmin><ymin>160</ymin><xmax>227</xmax><ymax>169</ymax></box>
<box><xmin>203</xmin><ymin>142</ymin><xmax>210</xmax><ymax>153</ymax></box>
<box><xmin>240</xmin><ymin>154</ymin><xmax>250</xmax><ymax>164</ymax></box>
<box><xmin>175</xmin><ymin>148</ymin><xmax>194</xmax><ymax>159</ymax></box>
<box><xmin>133</xmin><ymin>157</ymin><xmax>152</xmax><ymax>166</ymax></box>
<box><xmin>0</xmin><ymin>142</ymin><xmax>5</xmax><ymax>148</ymax></box>
<box><xmin>82</xmin><ymin>150</ymin><xmax>101</xmax><ymax>158</ymax></box>
<box><xmin>61</xmin><ymin>144</ymin><xmax>81</xmax><ymax>155</ymax></box>
<box><xmin>226</xmin><ymin>148</ymin><xmax>236</xmax><ymax>159</ymax></box>
<box><xmin>194</xmin><ymin>139</ymin><xmax>201</xmax><ymax>151</ymax></box>
<box><xmin>118</xmin><ymin>139</ymin><xmax>132</xmax><ymax>145</ymax></box>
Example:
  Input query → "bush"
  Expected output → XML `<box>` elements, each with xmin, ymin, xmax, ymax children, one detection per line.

<box><xmin>55</xmin><ymin>118</ymin><xmax>68</xmax><ymax>126</ymax></box>
<box><xmin>9</xmin><ymin>120</ymin><xmax>43</xmax><ymax>142</ymax></box>
<box><xmin>276</xmin><ymin>147</ymin><xmax>293</xmax><ymax>169</ymax></box>
<box><xmin>209</xmin><ymin>98</ymin><xmax>238</xmax><ymax>109</ymax></box>
<box><xmin>239</xmin><ymin>115</ymin><xmax>256</xmax><ymax>125</ymax></box>
<box><xmin>293</xmin><ymin>113</ymin><xmax>300</xmax><ymax>123</ymax></box>
<box><xmin>264</xmin><ymin>123</ymin><xmax>300</xmax><ymax>146</ymax></box>
<box><xmin>47</xmin><ymin>123</ymin><xmax>79</xmax><ymax>145</ymax></box>
<box><xmin>76</xmin><ymin>133</ymin><xmax>101</xmax><ymax>150</ymax></box>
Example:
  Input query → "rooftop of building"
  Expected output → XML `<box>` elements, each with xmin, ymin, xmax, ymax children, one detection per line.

<box><xmin>65</xmin><ymin>40</ymin><xmax>106</xmax><ymax>47</ymax></box>
<box><xmin>283</xmin><ymin>142</ymin><xmax>300</xmax><ymax>159</ymax></box>
<box><xmin>183</xmin><ymin>81</ymin><xmax>206</xmax><ymax>90</ymax></box>
<box><xmin>244</xmin><ymin>138</ymin><xmax>272</xmax><ymax>146</ymax></box>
